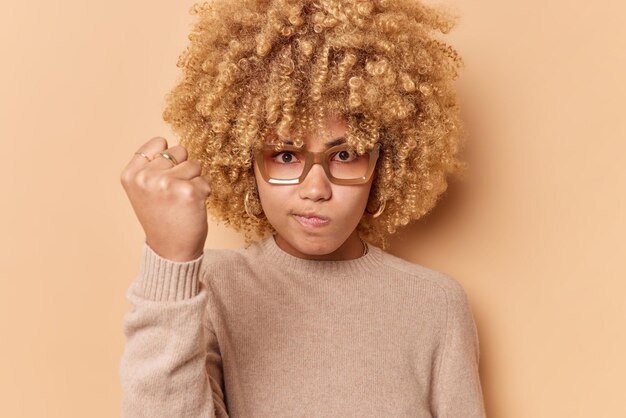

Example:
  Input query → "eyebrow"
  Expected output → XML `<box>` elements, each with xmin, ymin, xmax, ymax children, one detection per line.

<box><xmin>281</xmin><ymin>137</ymin><xmax>346</xmax><ymax>148</ymax></box>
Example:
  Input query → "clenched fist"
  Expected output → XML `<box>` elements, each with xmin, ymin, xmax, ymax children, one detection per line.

<box><xmin>120</xmin><ymin>137</ymin><xmax>212</xmax><ymax>262</ymax></box>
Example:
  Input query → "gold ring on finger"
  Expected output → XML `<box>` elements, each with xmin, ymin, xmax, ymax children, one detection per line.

<box><xmin>134</xmin><ymin>152</ymin><xmax>152</xmax><ymax>162</ymax></box>
<box><xmin>152</xmin><ymin>151</ymin><xmax>178</xmax><ymax>167</ymax></box>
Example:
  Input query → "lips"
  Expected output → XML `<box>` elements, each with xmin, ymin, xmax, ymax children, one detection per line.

<box><xmin>294</xmin><ymin>212</ymin><xmax>329</xmax><ymax>221</ymax></box>
<box><xmin>292</xmin><ymin>212</ymin><xmax>330</xmax><ymax>228</ymax></box>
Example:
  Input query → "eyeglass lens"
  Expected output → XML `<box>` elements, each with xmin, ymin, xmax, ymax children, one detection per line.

<box><xmin>261</xmin><ymin>147</ymin><xmax>371</xmax><ymax>181</ymax></box>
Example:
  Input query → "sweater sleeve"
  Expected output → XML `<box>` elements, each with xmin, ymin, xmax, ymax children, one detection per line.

<box><xmin>118</xmin><ymin>241</ymin><xmax>229</xmax><ymax>418</ymax></box>
<box><xmin>430</xmin><ymin>283</ymin><xmax>487</xmax><ymax>418</ymax></box>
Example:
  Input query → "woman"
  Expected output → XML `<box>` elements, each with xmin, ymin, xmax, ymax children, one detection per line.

<box><xmin>119</xmin><ymin>0</ymin><xmax>486</xmax><ymax>417</ymax></box>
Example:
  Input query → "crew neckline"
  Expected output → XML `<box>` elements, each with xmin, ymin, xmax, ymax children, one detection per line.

<box><xmin>256</xmin><ymin>234</ymin><xmax>384</xmax><ymax>276</ymax></box>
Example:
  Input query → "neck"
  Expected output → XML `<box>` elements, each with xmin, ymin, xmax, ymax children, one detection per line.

<box><xmin>256</xmin><ymin>233</ymin><xmax>382</xmax><ymax>278</ymax></box>
<box><xmin>274</xmin><ymin>230</ymin><xmax>365</xmax><ymax>261</ymax></box>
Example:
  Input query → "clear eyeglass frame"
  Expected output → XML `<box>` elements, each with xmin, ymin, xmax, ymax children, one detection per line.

<box><xmin>253</xmin><ymin>142</ymin><xmax>381</xmax><ymax>185</ymax></box>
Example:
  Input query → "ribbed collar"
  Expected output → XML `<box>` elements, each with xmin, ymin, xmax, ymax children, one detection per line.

<box><xmin>255</xmin><ymin>234</ymin><xmax>384</xmax><ymax>277</ymax></box>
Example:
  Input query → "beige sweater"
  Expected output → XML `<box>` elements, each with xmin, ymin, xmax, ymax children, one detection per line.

<box><xmin>119</xmin><ymin>234</ymin><xmax>486</xmax><ymax>417</ymax></box>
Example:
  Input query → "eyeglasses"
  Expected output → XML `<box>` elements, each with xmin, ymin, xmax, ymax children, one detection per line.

<box><xmin>253</xmin><ymin>142</ymin><xmax>380</xmax><ymax>185</ymax></box>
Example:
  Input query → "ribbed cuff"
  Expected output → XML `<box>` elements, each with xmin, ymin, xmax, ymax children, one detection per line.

<box><xmin>135</xmin><ymin>241</ymin><xmax>204</xmax><ymax>301</ymax></box>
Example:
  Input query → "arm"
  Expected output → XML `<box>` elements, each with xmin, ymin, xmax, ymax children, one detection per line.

<box><xmin>430</xmin><ymin>283</ymin><xmax>487</xmax><ymax>418</ymax></box>
<box><xmin>119</xmin><ymin>241</ymin><xmax>229</xmax><ymax>418</ymax></box>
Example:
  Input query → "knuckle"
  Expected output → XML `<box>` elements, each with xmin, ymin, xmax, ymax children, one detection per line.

<box><xmin>200</xmin><ymin>173</ymin><xmax>211</xmax><ymax>183</ymax></box>
<box><xmin>157</xmin><ymin>175</ymin><xmax>173</xmax><ymax>191</ymax></box>
<box><xmin>134</xmin><ymin>169</ymin><xmax>151</xmax><ymax>188</ymax></box>
<box><xmin>202</xmin><ymin>185</ymin><xmax>212</xmax><ymax>198</ymax></box>
<box><xmin>119</xmin><ymin>170</ymin><xmax>130</xmax><ymax>186</ymax></box>
<box><xmin>121</xmin><ymin>168</ymin><xmax>145</xmax><ymax>189</ymax></box>
<box><xmin>177</xmin><ymin>182</ymin><xmax>196</xmax><ymax>200</ymax></box>
<box><xmin>192</xmin><ymin>179</ymin><xmax>211</xmax><ymax>197</ymax></box>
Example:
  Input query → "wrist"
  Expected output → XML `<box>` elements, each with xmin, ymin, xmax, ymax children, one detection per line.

<box><xmin>145</xmin><ymin>240</ymin><xmax>204</xmax><ymax>262</ymax></box>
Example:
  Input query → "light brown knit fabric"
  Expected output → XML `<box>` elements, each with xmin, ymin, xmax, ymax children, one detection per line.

<box><xmin>119</xmin><ymin>234</ymin><xmax>486</xmax><ymax>417</ymax></box>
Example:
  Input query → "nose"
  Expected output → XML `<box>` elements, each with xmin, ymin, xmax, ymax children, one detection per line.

<box><xmin>298</xmin><ymin>161</ymin><xmax>332</xmax><ymax>201</ymax></box>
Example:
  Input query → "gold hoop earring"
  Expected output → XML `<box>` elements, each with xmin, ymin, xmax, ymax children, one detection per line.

<box><xmin>366</xmin><ymin>196</ymin><xmax>386</xmax><ymax>218</ymax></box>
<box><xmin>244</xmin><ymin>190</ymin><xmax>265</xmax><ymax>220</ymax></box>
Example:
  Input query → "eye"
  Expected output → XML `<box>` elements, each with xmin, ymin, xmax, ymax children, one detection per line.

<box><xmin>270</xmin><ymin>151</ymin><xmax>299</xmax><ymax>164</ymax></box>
<box><xmin>331</xmin><ymin>149</ymin><xmax>358</xmax><ymax>162</ymax></box>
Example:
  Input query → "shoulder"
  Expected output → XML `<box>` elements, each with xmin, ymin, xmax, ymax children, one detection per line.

<box><xmin>377</xmin><ymin>250</ymin><xmax>478</xmax><ymax>345</ymax></box>
<box><xmin>198</xmin><ymin>245</ymin><xmax>250</xmax><ymax>287</ymax></box>
<box><xmin>377</xmin><ymin>248</ymin><xmax>471</xmax><ymax>306</ymax></box>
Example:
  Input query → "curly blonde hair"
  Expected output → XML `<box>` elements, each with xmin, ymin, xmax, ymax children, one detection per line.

<box><xmin>162</xmin><ymin>0</ymin><xmax>467</xmax><ymax>250</ymax></box>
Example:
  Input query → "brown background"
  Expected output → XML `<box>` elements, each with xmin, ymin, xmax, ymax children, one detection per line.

<box><xmin>1</xmin><ymin>0</ymin><xmax>624</xmax><ymax>416</ymax></box>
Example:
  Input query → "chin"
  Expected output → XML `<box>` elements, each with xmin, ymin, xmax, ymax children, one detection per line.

<box><xmin>314</xmin><ymin>237</ymin><xmax>352</xmax><ymax>256</ymax></box>
<box><xmin>291</xmin><ymin>234</ymin><xmax>339</xmax><ymax>256</ymax></box>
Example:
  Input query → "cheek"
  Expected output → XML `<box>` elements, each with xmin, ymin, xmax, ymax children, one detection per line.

<box><xmin>253</xmin><ymin>164</ymin><xmax>270</xmax><ymax>197</ymax></box>
<box><xmin>254</xmin><ymin>169</ymin><xmax>291</xmax><ymax>215</ymax></box>
<box><xmin>258</xmin><ymin>186</ymin><xmax>289</xmax><ymax>209</ymax></box>
<box><xmin>333</xmin><ymin>185</ymin><xmax>372</xmax><ymax>211</ymax></box>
